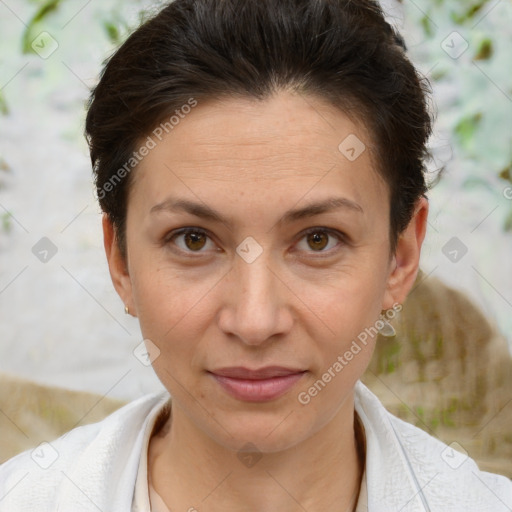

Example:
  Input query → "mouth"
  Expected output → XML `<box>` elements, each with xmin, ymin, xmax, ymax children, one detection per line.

<box><xmin>208</xmin><ymin>366</ymin><xmax>307</xmax><ymax>402</ymax></box>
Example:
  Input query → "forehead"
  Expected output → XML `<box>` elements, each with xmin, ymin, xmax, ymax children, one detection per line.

<box><xmin>131</xmin><ymin>91</ymin><xmax>387</xmax><ymax>219</ymax></box>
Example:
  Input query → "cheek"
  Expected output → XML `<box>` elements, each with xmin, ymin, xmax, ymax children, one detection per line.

<box><xmin>294</xmin><ymin>282</ymin><xmax>384</xmax><ymax>416</ymax></box>
<box><xmin>320</xmin><ymin>259</ymin><xmax>389</xmax><ymax>330</ymax></box>
<box><xmin>315</xmin><ymin>290</ymin><xmax>381</xmax><ymax>374</ymax></box>
<box><xmin>129</xmin><ymin>262</ymin><xmax>219</xmax><ymax>362</ymax></box>
<box><xmin>310</xmin><ymin>262</ymin><xmax>389</xmax><ymax>371</ymax></box>
<box><xmin>130</xmin><ymin>251</ymin><xmax>207</xmax><ymax>322</ymax></box>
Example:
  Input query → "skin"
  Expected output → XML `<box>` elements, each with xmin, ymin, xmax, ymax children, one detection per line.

<box><xmin>104</xmin><ymin>90</ymin><xmax>428</xmax><ymax>511</ymax></box>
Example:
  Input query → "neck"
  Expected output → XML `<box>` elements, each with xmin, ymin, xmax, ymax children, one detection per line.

<box><xmin>149</xmin><ymin>396</ymin><xmax>364</xmax><ymax>512</ymax></box>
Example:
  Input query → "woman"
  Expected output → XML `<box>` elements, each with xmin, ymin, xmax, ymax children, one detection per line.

<box><xmin>1</xmin><ymin>0</ymin><xmax>511</xmax><ymax>510</ymax></box>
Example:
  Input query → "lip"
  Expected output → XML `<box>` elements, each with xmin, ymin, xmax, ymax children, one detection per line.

<box><xmin>209</xmin><ymin>366</ymin><xmax>307</xmax><ymax>402</ymax></box>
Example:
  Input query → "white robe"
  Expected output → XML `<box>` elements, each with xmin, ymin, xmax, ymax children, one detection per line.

<box><xmin>0</xmin><ymin>381</ymin><xmax>510</xmax><ymax>511</ymax></box>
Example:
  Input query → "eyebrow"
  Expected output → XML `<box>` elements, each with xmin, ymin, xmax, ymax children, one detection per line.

<box><xmin>150</xmin><ymin>195</ymin><xmax>363</xmax><ymax>228</ymax></box>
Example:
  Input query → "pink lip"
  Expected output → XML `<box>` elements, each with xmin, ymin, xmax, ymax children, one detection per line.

<box><xmin>209</xmin><ymin>366</ymin><xmax>306</xmax><ymax>402</ymax></box>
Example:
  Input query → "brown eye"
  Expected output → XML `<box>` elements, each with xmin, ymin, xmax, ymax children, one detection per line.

<box><xmin>296</xmin><ymin>228</ymin><xmax>344</xmax><ymax>255</ymax></box>
<box><xmin>306</xmin><ymin>231</ymin><xmax>329</xmax><ymax>251</ymax></box>
<box><xmin>184</xmin><ymin>231</ymin><xmax>207</xmax><ymax>251</ymax></box>
<box><xmin>167</xmin><ymin>228</ymin><xmax>216</xmax><ymax>254</ymax></box>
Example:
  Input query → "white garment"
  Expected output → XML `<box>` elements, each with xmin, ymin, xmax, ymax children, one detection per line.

<box><xmin>0</xmin><ymin>381</ymin><xmax>510</xmax><ymax>511</ymax></box>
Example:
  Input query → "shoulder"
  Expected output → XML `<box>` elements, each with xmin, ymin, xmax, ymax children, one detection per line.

<box><xmin>0</xmin><ymin>391</ymin><xmax>169</xmax><ymax>512</ymax></box>
<box><xmin>354</xmin><ymin>381</ymin><xmax>512</xmax><ymax>511</ymax></box>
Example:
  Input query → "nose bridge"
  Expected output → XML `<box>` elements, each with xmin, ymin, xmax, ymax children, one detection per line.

<box><xmin>237</xmin><ymin>244</ymin><xmax>273</xmax><ymax>302</ymax></box>
<box><xmin>225</xmin><ymin>235</ymin><xmax>288</xmax><ymax>345</ymax></box>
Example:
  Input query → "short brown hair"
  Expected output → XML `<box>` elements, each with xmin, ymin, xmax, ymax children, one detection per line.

<box><xmin>85</xmin><ymin>0</ymin><xmax>433</xmax><ymax>256</ymax></box>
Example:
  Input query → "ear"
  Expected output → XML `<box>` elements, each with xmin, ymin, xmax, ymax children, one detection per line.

<box><xmin>102</xmin><ymin>214</ymin><xmax>136</xmax><ymax>316</ymax></box>
<box><xmin>382</xmin><ymin>196</ymin><xmax>429</xmax><ymax>309</ymax></box>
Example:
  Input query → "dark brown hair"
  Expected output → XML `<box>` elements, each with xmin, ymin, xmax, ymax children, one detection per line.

<box><xmin>85</xmin><ymin>0</ymin><xmax>432</xmax><ymax>256</ymax></box>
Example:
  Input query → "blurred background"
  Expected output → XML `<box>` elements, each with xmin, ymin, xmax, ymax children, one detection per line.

<box><xmin>0</xmin><ymin>0</ymin><xmax>511</xmax><ymax>470</ymax></box>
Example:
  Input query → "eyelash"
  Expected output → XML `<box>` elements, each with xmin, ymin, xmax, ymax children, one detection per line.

<box><xmin>165</xmin><ymin>226</ymin><xmax>346</xmax><ymax>258</ymax></box>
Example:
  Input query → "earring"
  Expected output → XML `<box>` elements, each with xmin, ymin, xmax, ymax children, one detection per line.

<box><xmin>125</xmin><ymin>305</ymin><xmax>130</xmax><ymax>315</ymax></box>
<box><xmin>378</xmin><ymin>316</ymin><xmax>396</xmax><ymax>337</ymax></box>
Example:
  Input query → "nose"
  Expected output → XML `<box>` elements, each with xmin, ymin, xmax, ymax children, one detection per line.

<box><xmin>217</xmin><ymin>244</ymin><xmax>293</xmax><ymax>347</ymax></box>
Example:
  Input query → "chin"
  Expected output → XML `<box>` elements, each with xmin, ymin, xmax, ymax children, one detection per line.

<box><xmin>202</xmin><ymin>404</ymin><xmax>312</xmax><ymax>454</ymax></box>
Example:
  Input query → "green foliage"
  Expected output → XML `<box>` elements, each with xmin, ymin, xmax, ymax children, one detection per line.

<box><xmin>413</xmin><ymin>399</ymin><xmax>460</xmax><ymax>431</ymax></box>
<box><xmin>404</xmin><ymin>0</ymin><xmax>512</xmax><ymax>233</ymax></box>
<box><xmin>504</xmin><ymin>209</ymin><xmax>512</xmax><ymax>232</ymax></box>
<box><xmin>500</xmin><ymin>163</ymin><xmax>512</xmax><ymax>185</ymax></box>
<box><xmin>0</xmin><ymin>90</ymin><xmax>8</xmax><ymax>116</ymax></box>
<box><xmin>21</xmin><ymin>0</ymin><xmax>63</xmax><ymax>54</ymax></box>
<box><xmin>101</xmin><ymin>12</ymin><xmax>132</xmax><ymax>45</ymax></box>
<box><xmin>474</xmin><ymin>37</ymin><xmax>493</xmax><ymax>61</ymax></box>
<box><xmin>454</xmin><ymin>112</ymin><xmax>483</xmax><ymax>152</ymax></box>
<box><xmin>103</xmin><ymin>20</ymin><xmax>121</xmax><ymax>44</ymax></box>
<box><xmin>1</xmin><ymin>212</ymin><xmax>13</xmax><ymax>234</ymax></box>
<box><xmin>450</xmin><ymin>1</ymin><xmax>489</xmax><ymax>25</ymax></box>
<box><xmin>376</xmin><ymin>337</ymin><xmax>401</xmax><ymax>374</ymax></box>
<box><xmin>421</xmin><ymin>15</ymin><xmax>436</xmax><ymax>38</ymax></box>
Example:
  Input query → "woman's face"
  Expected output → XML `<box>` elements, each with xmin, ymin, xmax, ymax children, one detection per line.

<box><xmin>105</xmin><ymin>91</ymin><xmax>427</xmax><ymax>453</ymax></box>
